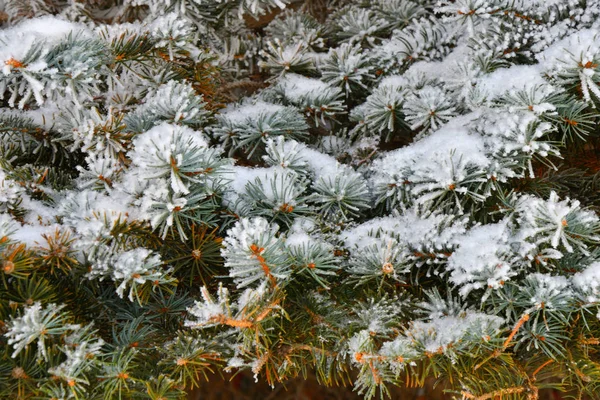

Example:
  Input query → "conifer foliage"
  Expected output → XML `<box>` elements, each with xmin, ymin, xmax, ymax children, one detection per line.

<box><xmin>3</xmin><ymin>1</ymin><xmax>600</xmax><ymax>399</ymax></box>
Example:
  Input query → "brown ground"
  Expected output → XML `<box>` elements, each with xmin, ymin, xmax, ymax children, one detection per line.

<box><xmin>187</xmin><ymin>372</ymin><xmax>572</xmax><ymax>400</ymax></box>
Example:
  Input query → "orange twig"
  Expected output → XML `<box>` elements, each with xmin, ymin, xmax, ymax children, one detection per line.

<box><xmin>211</xmin><ymin>314</ymin><xmax>253</xmax><ymax>329</ymax></box>
<box><xmin>255</xmin><ymin>298</ymin><xmax>281</xmax><ymax>322</ymax></box>
<box><xmin>475</xmin><ymin>313</ymin><xmax>531</xmax><ymax>371</ymax></box>
<box><xmin>462</xmin><ymin>386</ymin><xmax>525</xmax><ymax>400</ymax></box>
<box><xmin>532</xmin><ymin>359</ymin><xmax>554</xmax><ymax>380</ymax></box>
<box><xmin>250</xmin><ymin>244</ymin><xmax>277</xmax><ymax>286</ymax></box>
<box><xmin>503</xmin><ymin>313</ymin><xmax>530</xmax><ymax>350</ymax></box>
<box><xmin>579</xmin><ymin>336</ymin><xmax>600</xmax><ymax>345</ymax></box>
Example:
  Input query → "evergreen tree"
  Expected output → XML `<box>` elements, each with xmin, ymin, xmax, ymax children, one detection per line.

<box><xmin>3</xmin><ymin>1</ymin><xmax>600</xmax><ymax>399</ymax></box>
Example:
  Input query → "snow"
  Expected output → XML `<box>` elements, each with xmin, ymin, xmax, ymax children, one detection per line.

<box><xmin>47</xmin><ymin>326</ymin><xmax>105</xmax><ymax>382</ymax></box>
<box><xmin>342</xmin><ymin>210</ymin><xmax>467</xmax><ymax>256</ymax></box>
<box><xmin>262</xmin><ymin>137</ymin><xmax>343</xmax><ymax>181</ymax></box>
<box><xmin>57</xmin><ymin>190</ymin><xmax>133</xmax><ymax>224</ymax></box>
<box><xmin>10</xmin><ymin>225</ymin><xmax>65</xmax><ymax>248</ymax></box>
<box><xmin>519</xmin><ymin>192</ymin><xmax>600</xmax><ymax>253</ymax></box>
<box><xmin>0</xmin><ymin>16</ymin><xmax>88</xmax><ymax>73</ymax></box>
<box><xmin>5</xmin><ymin>2</ymin><xmax>600</xmax><ymax>389</ymax></box>
<box><xmin>285</xmin><ymin>217</ymin><xmax>318</xmax><ymax>248</ymax></box>
<box><xmin>447</xmin><ymin>221</ymin><xmax>513</xmax><ymax>296</ymax></box>
<box><xmin>0</xmin><ymin>213</ymin><xmax>19</xmax><ymax>239</ymax></box>
<box><xmin>185</xmin><ymin>284</ymin><xmax>230</xmax><ymax>328</ymax></box>
<box><xmin>538</xmin><ymin>29</ymin><xmax>600</xmax><ymax>73</ymax></box>
<box><xmin>131</xmin><ymin>123</ymin><xmax>209</xmax><ymax>159</ymax></box>
<box><xmin>5</xmin><ymin>303</ymin><xmax>80</xmax><ymax>361</ymax></box>
<box><xmin>476</xmin><ymin>64</ymin><xmax>548</xmax><ymax>99</ymax></box>
<box><xmin>236</xmin><ymin>281</ymin><xmax>270</xmax><ymax>310</ymax></box>
<box><xmin>112</xmin><ymin>248</ymin><xmax>163</xmax><ymax>300</ymax></box>
<box><xmin>0</xmin><ymin>170</ymin><xmax>24</xmax><ymax>212</ymax></box>
<box><xmin>296</xmin><ymin>145</ymin><xmax>340</xmax><ymax>179</ymax></box>
<box><xmin>228</xmin><ymin>166</ymin><xmax>278</xmax><ymax>195</ymax></box>
<box><xmin>403</xmin><ymin>85</ymin><xmax>456</xmax><ymax>130</ymax></box>
<box><xmin>221</xmin><ymin>217</ymin><xmax>290</xmax><ymax>288</ymax></box>
<box><xmin>539</xmin><ymin>29</ymin><xmax>600</xmax><ymax>103</ymax></box>
<box><xmin>130</xmin><ymin>80</ymin><xmax>208</xmax><ymax>126</ymax></box>
<box><xmin>276</xmin><ymin>73</ymin><xmax>330</xmax><ymax>102</ymax></box>
<box><xmin>222</xmin><ymin>165</ymin><xmax>287</xmax><ymax>211</ymax></box>
<box><xmin>220</xmin><ymin>101</ymin><xmax>286</xmax><ymax>125</ymax></box>
<box><xmin>525</xmin><ymin>273</ymin><xmax>571</xmax><ymax>311</ymax></box>
<box><xmin>407</xmin><ymin>311</ymin><xmax>504</xmax><ymax>355</ymax></box>
<box><xmin>370</xmin><ymin>111</ymin><xmax>489</xmax><ymax>207</ymax></box>
<box><xmin>20</xmin><ymin>106</ymin><xmax>61</xmax><ymax>129</ymax></box>
<box><xmin>404</xmin><ymin>43</ymin><xmax>472</xmax><ymax>83</ymax></box>
<box><xmin>378</xmin><ymin>75</ymin><xmax>407</xmax><ymax>90</ymax></box>
<box><xmin>130</xmin><ymin>123</ymin><xmax>209</xmax><ymax>194</ymax></box>
<box><xmin>373</xmin><ymin>111</ymin><xmax>488</xmax><ymax>173</ymax></box>
<box><xmin>573</xmin><ymin>262</ymin><xmax>600</xmax><ymax>302</ymax></box>
<box><xmin>229</xmin><ymin>140</ymin><xmax>343</xmax><ymax>210</ymax></box>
